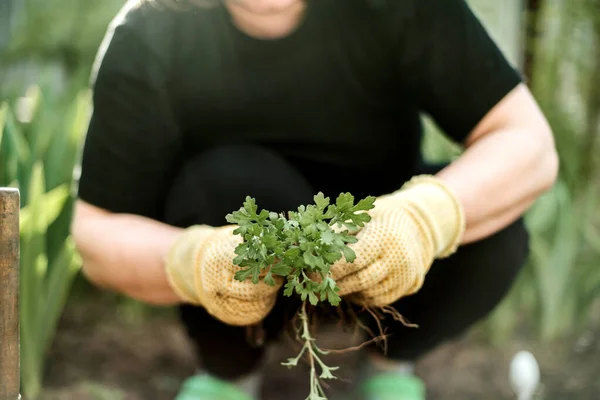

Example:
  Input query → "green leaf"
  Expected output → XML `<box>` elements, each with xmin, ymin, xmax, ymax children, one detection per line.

<box><xmin>326</xmin><ymin>287</ymin><xmax>341</xmax><ymax>306</ymax></box>
<box><xmin>244</xmin><ymin>196</ymin><xmax>258</xmax><ymax>216</ymax></box>
<box><xmin>271</xmin><ymin>263</ymin><xmax>293</xmax><ymax>277</ymax></box>
<box><xmin>335</xmin><ymin>192</ymin><xmax>355</xmax><ymax>211</ymax></box>
<box><xmin>233</xmin><ymin>253</ymin><xmax>246</xmax><ymax>265</ymax></box>
<box><xmin>300</xmin><ymin>290</ymin><xmax>308</xmax><ymax>302</ymax></box>
<box><xmin>0</xmin><ymin>102</ymin><xmax>7</xmax><ymax>150</ymax></box>
<box><xmin>349</xmin><ymin>212</ymin><xmax>371</xmax><ymax>227</ymax></box>
<box><xmin>46</xmin><ymin>89</ymin><xmax>90</xmax><ymax>191</ymax></box>
<box><xmin>264</xmin><ymin>271</ymin><xmax>276</xmax><ymax>287</ymax></box>
<box><xmin>283</xmin><ymin>280</ymin><xmax>296</xmax><ymax>297</ymax></box>
<box><xmin>323</xmin><ymin>251</ymin><xmax>341</xmax><ymax>264</ymax></box>
<box><xmin>353</xmin><ymin>196</ymin><xmax>376</xmax><ymax>212</ymax></box>
<box><xmin>256</xmin><ymin>209</ymin><xmax>270</xmax><ymax>222</ymax></box>
<box><xmin>225</xmin><ymin>213</ymin><xmax>238</xmax><ymax>224</ymax></box>
<box><xmin>4</xmin><ymin>106</ymin><xmax>32</xmax><ymax>164</ymax></box>
<box><xmin>19</xmin><ymin>184</ymin><xmax>70</xmax><ymax>232</ymax></box>
<box><xmin>285</xmin><ymin>247</ymin><xmax>300</xmax><ymax>258</ymax></box>
<box><xmin>20</xmin><ymin>163</ymin><xmax>48</xmax><ymax>394</ymax></box>
<box><xmin>226</xmin><ymin>209</ymin><xmax>251</xmax><ymax>225</ymax></box>
<box><xmin>320</xmin><ymin>230</ymin><xmax>334</xmax><ymax>245</ymax></box>
<box><xmin>341</xmin><ymin>246</ymin><xmax>356</xmax><ymax>263</ymax></box>
<box><xmin>261</xmin><ymin>231</ymin><xmax>278</xmax><ymax>247</ymax></box>
<box><xmin>308</xmin><ymin>291</ymin><xmax>319</xmax><ymax>306</ymax></box>
<box><xmin>323</xmin><ymin>277</ymin><xmax>337</xmax><ymax>290</ymax></box>
<box><xmin>314</xmin><ymin>192</ymin><xmax>330</xmax><ymax>210</ymax></box>
<box><xmin>341</xmin><ymin>234</ymin><xmax>358</xmax><ymax>244</ymax></box>
<box><xmin>234</xmin><ymin>268</ymin><xmax>254</xmax><ymax>283</ymax></box>
<box><xmin>40</xmin><ymin>237</ymin><xmax>81</xmax><ymax>355</ymax></box>
<box><xmin>303</xmin><ymin>251</ymin><xmax>319</xmax><ymax>268</ymax></box>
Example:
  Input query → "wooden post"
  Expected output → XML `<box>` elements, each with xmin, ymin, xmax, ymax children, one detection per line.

<box><xmin>0</xmin><ymin>188</ymin><xmax>20</xmax><ymax>400</ymax></box>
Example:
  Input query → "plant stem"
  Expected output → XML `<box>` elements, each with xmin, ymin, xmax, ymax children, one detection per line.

<box><xmin>282</xmin><ymin>301</ymin><xmax>338</xmax><ymax>400</ymax></box>
<box><xmin>300</xmin><ymin>301</ymin><xmax>326</xmax><ymax>399</ymax></box>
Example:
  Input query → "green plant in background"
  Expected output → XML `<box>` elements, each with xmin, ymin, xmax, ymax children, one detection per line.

<box><xmin>1</xmin><ymin>0</ymin><xmax>125</xmax><ymax>103</ymax></box>
<box><xmin>423</xmin><ymin>0</ymin><xmax>600</xmax><ymax>344</ymax></box>
<box><xmin>2</xmin><ymin>0</ymin><xmax>125</xmax><ymax>70</ymax></box>
<box><xmin>521</xmin><ymin>0</ymin><xmax>600</xmax><ymax>341</ymax></box>
<box><xmin>0</xmin><ymin>77</ymin><xmax>91</xmax><ymax>398</ymax></box>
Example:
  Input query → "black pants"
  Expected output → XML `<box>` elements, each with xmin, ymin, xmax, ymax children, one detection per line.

<box><xmin>163</xmin><ymin>145</ymin><xmax>529</xmax><ymax>379</ymax></box>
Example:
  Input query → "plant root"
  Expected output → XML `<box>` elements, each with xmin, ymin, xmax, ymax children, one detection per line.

<box><xmin>363</xmin><ymin>306</ymin><xmax>389</xmax><ymax>355</ymax></box>
<box><xmin>282</xmin><ymin>301</ymin><xmax>339</xmax><ymax>400</ymax></box>
<box><xmin>380</xmin><ymin>305</ymin><xmax>419</xmax><ymax>328</ymax></box>
<box><xmin>283</xmin><ymin>302</ymin><xmax>419</xmax><ymax>400</ymax></box>
<box><xmin>319</xmin><ymin>334</ymin><xmax>390</xmax><ymax>355</ymax></box>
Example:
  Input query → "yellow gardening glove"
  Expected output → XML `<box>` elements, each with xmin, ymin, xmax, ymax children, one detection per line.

<box><xmin>331</xmin><ymin>175</ymin><xmax>466</xmax><ymax>307</ymax></box>
<box><xmin>165</xmin><ymin>225</ymin><xmax>283</xmax><ymax>326</ymax></box>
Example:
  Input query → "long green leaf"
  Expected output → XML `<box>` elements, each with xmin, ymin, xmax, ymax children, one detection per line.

<box><xmin>535</xmin><ymin>181</ymin><xmax>578</xmax><ymax>340</ymax></box>
<box><xmin>44</xmin><ymin>89</ymin><xmax>90</xmax><ymax>262</ymax></box>
<box><xmin>20</xmin><ymin>162</ymin><xmax>48</xmax><ymax>399</ymax></box>
<box><xmin>4</xmin><ymin>106</ymin><xmax>32</xmax><ymax>164</ymax></box>
<box><xmin>40</xmin><ymin>237</ymin><xmax>82</xmax><ymax>355</ymax></box>
<box><xmin>2</xmin><ymin>106</ymin><xmax>30</xmax><ymax>191</ymax></box>
<box><xmin>0</xmin><ymin>102</ymin><xmax>7</xmax><ymax>184</ymax></box>
<box><xmin>44</xmin><ymin>88</ymin><xmax>90</xmax><ymax>190</ymax></box>
<box><xmin>524</xmin><ymin>184</ymin><xmax>561</xmax><ymax>234</ymax></box>
<box><xmin>22</xmin><ymin>85</ymin><xmax>52</xmax><ymax>163</ymax></box>
<box><xmin>19</xmin><ymin>183</ymin><xmax>70</xmax><ymax>231</ymax></box>
<box><xmin>0</xmin><ymin>102</ymin><xmax>7</xmax><ymax>151</ymax></box>
<box><xmin>585</xmin><ymin>225</ymin><xmax>600</xmax><ymax>254</ymax></box>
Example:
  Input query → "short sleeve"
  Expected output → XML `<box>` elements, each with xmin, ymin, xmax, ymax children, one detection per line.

<box><xmin>397</xmin><ymin>0</ymin><xmax>524</xmax><ymax>143</ymax></box>
<box><xmin>77</xmin><ymin>23</ymin><xmax>183</xmax><ymax>220</ymax></box>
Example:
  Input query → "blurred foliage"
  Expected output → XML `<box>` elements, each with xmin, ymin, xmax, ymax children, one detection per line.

<box><xmin>2</xmin><ymin>0</ymin><xmax>124</xmax><ymax>69</ymax></box>
<box><xmin>1</xmin><ymin>78</ymin><xmax>91</xmax><ymax>398</ymax></box>
<box><xmin>489</xmin><ymin>0</ymin><xmax>600</xmax><ymax>343</ymax></box>
<box><xmin>1</xmin><ymin>0</ymin><xmax>600</xmax><ymax>397</ymax></box>
<box><xmin>424</xmin><ymin>0</ymin><xmax>600</xmax><ymax>343</ymax></box>
<box><xmin>520</xmin><ymin>0</ymin><xmax>600</xmax><ymax>341</ymax></box>
<box><xmin>1</xmin><ymin>2</ymin><xmax>124</xmax><ymax>395</ymax></box>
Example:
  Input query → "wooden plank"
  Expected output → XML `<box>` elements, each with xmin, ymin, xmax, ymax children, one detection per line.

<box><xmin>0</xmin><ymin>188</ymin><xmax>20</xmax><ymax>400</ymax></box>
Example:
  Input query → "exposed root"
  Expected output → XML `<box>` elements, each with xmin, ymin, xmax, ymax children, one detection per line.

<box><xmin>364</xmin><ymin>306</ymin><xmax>388</xmax><ymax>355</ymax></box>
<box><xmin>380</xmin><ymin>305</ymin><xmax>419</xmax><ymax>328</ymax></box>
<box><xmin>345</xmin><ymin>303</ymin><xmax>376</xmax><ymax>343</ymax></box>
<box><xmin>319</xmin><ymin>334</ymin><xmax>390</xmax><ymax>355</ymax></box>
<box><xmin>282</xmin><ymin>301</ymin><xmax>338</xmax><ymax>400</ymax></box>
<box><xmin>282</xmin><ymin>301</ymin><xmax>419</xmax><ymax>399</ymax></box>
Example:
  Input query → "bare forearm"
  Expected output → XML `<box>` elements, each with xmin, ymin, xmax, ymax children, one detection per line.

<box><xmin>436</xmin><ymin>127</ymin><xmax>558</xmax><ymax>244</ymax></box>
<box><xmin>72</xmin><ymin>202</ymin><xmax>184</xmax><ymax>305</ymax></box>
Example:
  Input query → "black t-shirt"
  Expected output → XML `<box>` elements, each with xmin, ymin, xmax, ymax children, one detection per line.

<box><xmin>78</xmin><ymin>0</ymin><xmax>522</xmax><ymax>220</ymax></box>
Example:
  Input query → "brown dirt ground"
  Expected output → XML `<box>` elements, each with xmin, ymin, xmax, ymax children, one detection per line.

<box><xmin>38</xmin><ymin>290</ymin><xmax>600</xmax><ymax>400</ymax></box>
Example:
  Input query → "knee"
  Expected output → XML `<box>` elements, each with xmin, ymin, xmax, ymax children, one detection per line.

<box><xmin>163</xmin><ymin>145</ymin><xmax>315</xmax><ymax>227</ymax></box>
<box><xmin>490</xmin><ymin>217</ymin><xmax>529</xmax><ymax>267</ymax></box>
<box><xmin>464</xmin><ymin>217</ymin><xmax>530</xmax><ymax>283</ymax></box>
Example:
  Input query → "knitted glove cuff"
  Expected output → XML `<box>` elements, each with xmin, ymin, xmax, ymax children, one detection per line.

<box><xmin>165</xmin><ymin>224</ymin><xmax>215</xmax><ymax>305</ymax></box>
<box><xmin>396</xmin><ymin>175</ymin><xmax>466</xmax><ymax>258</ymax></box>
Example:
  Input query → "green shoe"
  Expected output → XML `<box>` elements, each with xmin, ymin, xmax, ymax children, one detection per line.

<box><xmin>358</xmin><ymin>373</ymin><xmax>426</xmax><ymax>400</ymax></box>
<box><xmin>174</xmin><ymin>375</ymin><xmax>255</xmax><ymax>400</ymax></box>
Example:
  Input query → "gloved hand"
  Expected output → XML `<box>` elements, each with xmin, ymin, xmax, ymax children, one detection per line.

<box><xmin>165</xmin><ymin>225</ymin><xmax>283</xmax><ymax>326</ymax></box>
<box><xmin>331</xmin><ymin>175</ymin><xmax>466</xmax><ymax>307</ymax></box>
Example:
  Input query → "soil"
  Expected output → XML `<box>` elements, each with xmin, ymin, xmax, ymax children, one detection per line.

<box><xmin>38</xmin><ymin>289</ymin><xmax>600</xmax><ymax>400</ymax></box>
